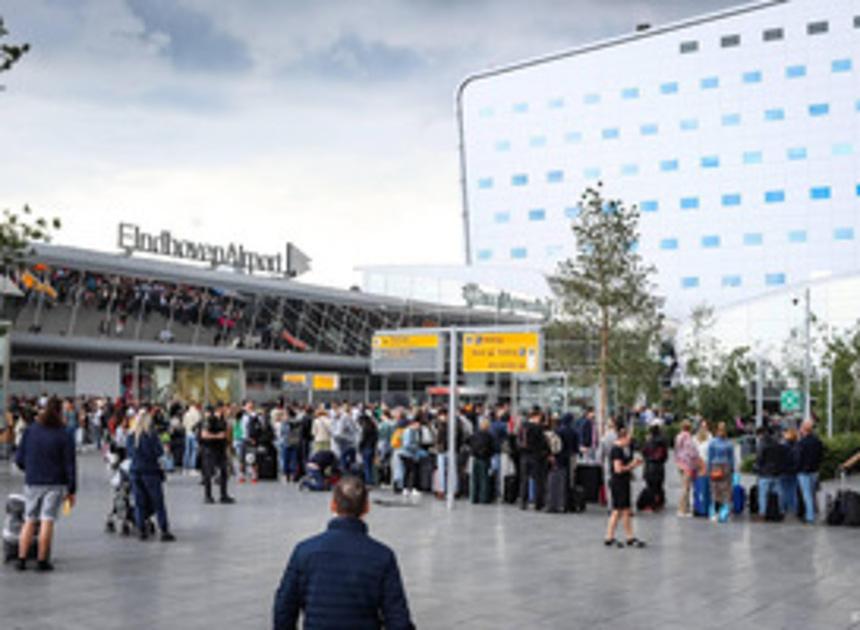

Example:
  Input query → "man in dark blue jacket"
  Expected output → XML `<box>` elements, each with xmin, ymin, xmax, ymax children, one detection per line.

<box><xmin>273</xmin><ymin>476</ymin><xmax>414</xmax><ymax>630</ymax></box>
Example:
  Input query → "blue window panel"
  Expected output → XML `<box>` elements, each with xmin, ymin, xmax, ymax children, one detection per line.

<box><xmin>856</xmin><ymin>99</ymin><xmax>860</xmax><ymax>112</ymax></box>
<box><xmin>764</xmin><ymin>108</ymin><xmax>785</xmax><ymax>121</ymax></box>
<box><xmin>621</xmin><ymin>87</ymin><xmax>640</xmax><ymax>100</ymax></box>
<box><xmin>809</xmin><ymin>103</ymin><xmax>830</xmax><ymax>117</ymax></box>
<box><xmin>529</xmin><ymin>208</ymin><xmax>546</xmax><ymax>221</ymax></box>
<box><xmin>680</xmin><ymin>118</ymin><xmax>699</xmax><ymax>131</ymax></box>
<box><xmin>565</xmin><ymin>131</ymin><xmax>583</xmax><ymax>144</ymax></box>
<box><xmin>628</xmin><ymin>240</ymin><xmax>639</xmax><ymax>253</ymax></box>
<box><xmin>680</xmin><ymin>197</ymin><xmax>700</xmax><ymax>210</ymax></box>
<box><xmin>494</xmin><ymin>140</ymin><xmax>511</xmax><ymax>152</ymax></box>
<box><xmin>513</xmin><ymin>102</ymin><xmax>529</xmax><ymax>113</ymax></box>
<box><xmin>743</xmin><ymin>70</ymin><xmax>762</xmax><ymax>83</ymax></box>
<box><xmin>743</xmin><ymin>151</ymin><xmax>763</xmax><ymax>164</ymax></box>
<box><xmin>548</xmin><ymin>97</ymin><xmax>565</xmax><ymax>109</ymax></box>
<box><xmin>478</xmin><ymin>107</ymin><xmax>494</xmax><ymax>118</ymax></box>
<box><xmin>510</xmin><ymin>247</ymin><xmax>528</xmax><ymax>259</ymax></box>
<box><xmin>722</xmin><ymin>275</ymin><xmax>742</xmax><ymax>288</ymax></box>
<box><xmin>511</xmin><ymin>174</ymin><xmax>529</xmax><ymax>187</ymax></box>
<box><xmin>565</xmin><ymin>206</ymin><xmax>580</xmax><ymax>219</ymax></box>
<box><xmin>765</xmin><ymin>273</ymin><xmax>786</xmax><ymax>286</ymax></box>
<box><xmin>722</xmin><ymin>193</ymin><xmax>742</xmax><ymax>207</ymax></box>
<box><xmin>765</xmin><ymin>190</ymin><xmax>786</xmax><ymax>203</ymax></box>
<box><xmin>744</xmin><ymin>233</ymin><xmax>763</xmax><ymax>246</ymax></box>
<box><xmin>476</xmin><ymin>249</ymin><xmax>493</xmax><ymax>261</ymax></box>
<box><xmin>493</xmin><ymin>212</ymin><xmax>510</xmax><ymax>224</ymax></box>
<box><xmin>660</xmin><ymin>238</ymin><xmax>679</xmax><ymax>250</ymax></box>
<box><xmin>856</xmin><ymin>184</ymin><xmax>860</xmax><ymax>197</ymax></box>
<box><xmin>640</xmin><ymin>123</ymin><xmax>659</xmax><ymax>136</ymax></box>
<box><xmin>620</xmin><ymin>164</ymin><xmax>639</xmax><ymax>177</ymax></box>
<box><xmin>583</xmin><ymin>167</ymin><xmax>601</xmax><ymax>180</ymax></box>
<box><xmin>787</xmin><ymin>147</ymin><xmax>807</xmax><ymax>161</ymax></box>
<box><xmin>722</xmin><ymin>113</ymin><xmax>741</xmax><ymax>126</ymax></box>
<box><xmin>701</xmin><ymin>155</ymin><xmax>720</xmax><ymax>169</ymax></box>
<box><xmin>660</xmin><ymin>159</ymin><xmax>679</xmax><ymax>172</ymax></box>
<box><xmin>546</xmin><ymin>170</ymin><xmax>564</xmax><ymax>183</ymax></box>
<box><xmin>832</xmin><ymin>59</ymin><xmax>852</xmax><ymax>73</ymax></box>
<box><xmin>700</xmin><ymin>76</ymin><xmax>719</xmax><ymax>89</ymax></box>
<box><xmin>602</xmin><ymin>128</ymin><xmax>620</xmax><ymax>140</ymax></box>
<box><xmin>529</xmin><ymin>135</ymin><xmax>547</xmax><ymax>147</ymax></box>
<box><xmin>681</xmin><ymin>276</ymin><xmax>700</xmax><ymax>289</ymax></box>
<box><xmin>640</xmin><ymin>200</ymin><xmax>659</xmax><ymax>212</ymax></box>
<box><xmin>583</xmin><ymin>93</ymin><xmax>601</xmax><ymax>105</ymax></box>
<box><xmin>810</xmin><ymin>186</ymin><xmax>831</xmax><ymax>200</ymax></box>
<box><xmin>834</xmin><ymin>227</ymin><xmax>855</xmax><ymax>241</ymax></box>
<box><xmin>660</xmin><ymin>82</ymin><xmax>679</xmax><ymax>94</ymax></box>
<box><xmin>788</xmin><ymin>230</ymin><xmax>807</xmax><ymax>243</ymax></box>
<box><xmin>478</xmin><ymin>177</ymin><xmax>494</xmax><ymax>189</ymax></box>
<box><xmin>786</xmin><ymin>65</ymin><xmax>806</xmax><ymax>78</ymax></box>
<box><xmin>701</xmin><ymin>235</ymin><xmax>721</xmax><ymax>248</ymax></box>
<box><xmin>833</xmin><ymin>143</ymin><xmax>853</xmax><ymax>156</ymax></box>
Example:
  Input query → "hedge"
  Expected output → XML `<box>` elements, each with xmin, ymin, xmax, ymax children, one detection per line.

<box><xmin>739</xmin><ymin>433</ymin><xmax>860</xmax><ymax>481</ymax></box>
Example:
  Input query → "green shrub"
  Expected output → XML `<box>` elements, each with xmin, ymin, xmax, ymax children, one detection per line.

<box><xmin>740</xmin><ymin>454</ymin><xmax>755</xmax><ymax>474</ymax></box>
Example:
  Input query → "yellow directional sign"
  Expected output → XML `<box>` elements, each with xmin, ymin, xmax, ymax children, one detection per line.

<box><xmin>371</xmin><ymin>332</ymin><xmax>444</xmax><ymax>374</ymax></box>
<box><xmin>282</xmin><ymin>373</ymin><xmax>308</xmax><ymax>387</ymax></box>
<box><xmin>462</xmin><ymin>331</ymin><xmax>542</xmax><ymax>374</ymax></box>
<box><xmin>372</xmin><ymin>333</ymin><xmax>440</xmax><ymax>350</ymax></box>
<box><xmin>311</xmin><ymin>373</ymin><xmax>340</xmax><ymax>391</ymax></box>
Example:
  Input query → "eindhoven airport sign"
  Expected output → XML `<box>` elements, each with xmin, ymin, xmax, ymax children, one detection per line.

<box><xmin>118</xmin><ymin>223</ymin><xmax>311</xmax><ymax>278</ymax></box>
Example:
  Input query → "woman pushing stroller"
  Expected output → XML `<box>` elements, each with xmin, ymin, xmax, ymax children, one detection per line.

<box><xmin>126</xmin><ymin>408</ymin><xmax>175</xmax><ymax>542</ymax></box>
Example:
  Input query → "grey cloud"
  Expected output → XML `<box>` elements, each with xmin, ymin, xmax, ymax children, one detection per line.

<box><xmin>125</xmin><ymin>0</ymin><xmax>252</xmax><ymax>73</ymax></box>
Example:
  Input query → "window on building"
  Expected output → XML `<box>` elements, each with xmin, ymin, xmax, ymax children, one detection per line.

<box><xmin>765</xmin><ymin>273</ymin><xmax>786</xmax><ymax>286</ymax></box>
<box><xmin>529</xmin><ymin>208</ymin><xmax>546</xmax><ymax>221</ymax></box>
<box><xmin>833</xmin><ymin>143</ymin><xmax>853</xmax><ymax>156</ymax></box>
<box><xmin>546</xmin><ymin>170</ymin><xmax>564</xmax><ymax>183</ymax></box>
<box><xmin>620</xmin><ymin>164</ymin><xmax>639</xmax><ymax>177</ymax></box>
<box><xmin>511</xmin><ymin>174</ymin><xmax>528</xmax><ymax>186</ymax></box>
<box><xmin>493</xmin><ymin>211</ymin><xmax>510</xmax><ymax>224</ymax></box>
<box><xmin>765</xmin><ymin>190</ymin><xmax>786</xmax><ymax>203</ymax></box>
<box><xmin>743</xmin><ymin>70</ymin><xmax>762</xmax><ymax>83</ymax></box>
<box><xmin>602</xmin><ymin>128</ymin><xmax>620</xmax><ymax>140</ymax></box>
<box><xmin>721</xmin><ymin>34</ymin><xmax>741</xmax><ymax>48</ymax></box>
<box><xmin>722</xmin><ymin>275</ymin><xmax>742</xmax><ymax>288</ymax></box>
<box><xmin>809</xmin><ymin>103</ymin><xmax>830</xmax><ymax>117</ymax></box>
<box><xmin>701</xmin><ymin>76</ymin><xmax>719</xmax><ymax>89</ymax></box>
<box><xmin>640</xmin><ymin>123</ymin><xmax>659</xmax><ymax>136</ymax></box>
<box><xmin>43</xmin><ymin>362</ymin><xmax>73</xmax><ymax>382</ymax></box>
<box><xmin>787</xmin><ymin>147</ymin><xmax>807</xmax><ymax>160</ymax></box>
<box><xmin>513</xmin><ymin>102</ymin><xmax>529</xmax><ymax>113</ymax></box>
<box><xmin>764</xmin><ymin>108</ymin><xmax>785</xmax><ymax>121</ymax></box>
<box><xmin>763</xmin><ymin>27</ymin><xmax>784</xmax><ymax>41</ymax></box>
<box><xmin>546</xmin><ymin>245</ymin><xmax>564</xmax><ymax>257</ymax></box>
<box><xmin>832</xmin><ymin>59</ymin><xmax>852</xmax><ymax>73</ymax></box>
<box><xmin>621</xmin><ymin>87</ymin><xmax>640</xmax><ymax>100</ymax></box>
<box><xmin>722</xmin><ymin>193</ymin><xmax>741</xmax><ymax>207</ymax></box>
<box><xmin>660</xmin><ymin>159</ymin><xmax>679</xmax><ymax>172</ymax></box>
<box><xmin>701</xmin><ymin>235</ymin><xmax>721</xmax><ymax>248</ymax></box>
<box><xmin>743</xmin><ymin>151</ymin><xmax>763</xmax><ymax>164</ymax></box>
<box><xmin>583</xmin><ymin>93</ymin><xmax>601</xmax><ymax>105</ymax></box>
<box><xmin>478</xmin><ymin>177</ymin><xmax>494</xmax><ymax>189</ymax></box>
<box><xmin>788</xmin><ymin>230</ymin><xmax>807</xmax><ymax>243</ymax></box>
<box><xmin>810</xmin><ymin>186</ymin><xmax>831</xmax><ymax>200</ymax></box>
<box><xmin>548</xmin><ymin>97</ymin><xmax>565</xmax><ymax>109</ymax></box>
<box><xmin>744</xmin><ymin>233</ymin><xmax>763</xmax><ymax>246</ymax></box>
<box><xmin>565</xmin><ymin>206</ymin><xmax>580</xmax><ymax>219</ymax></box>
<box><xmin>701</xmin><ymin>155</ymin><xmax>720</xmax><ymax>169</ymax></box>
<box><xmin>680</xmin><ymin>196</ymin><xmax>700</xmax><ymax>210</ymax></box>
<box><xmin>660</xmin><ymin>238</ymin><xmax>679</xmax><ymax>250</ymax></box>
<box><xmin>660</xmin><ymin>82</ymin><xmax>679</xmax><ymax>94</ymax></box>
<box><xmin>476</xmin><ymin>249</ymin><xmax>493</xmax><ymax>261</ymax></box>
<box><xmin>10</xmin><ymin>360</ymin><xmax>43</xmax><ymax>382</ymax></box>
<box><xmin>834</xmin><ymin>227</ymin><xmax>855</xmax><ymax>241</ymax></box>
<box><xmin>722</xmin><ymin>113</ymin><xmax>741</xmax><ymax>126</ymax></box>
<box><xmin>565</xmin><ymin>131</ymin><xmax>583</xmax><ymax>144</ymax></box>
<box><xmin>681</xmin><ymin>276</ymin><xmax>699</xmax><ymax>289</ymax></box>
<box><xmin>529</xmin><ymin>135</ymin><xmax>547</xmax><ymax>147</ymax></box>
<box><xmin>510</xmin><ymin>247</ymin><xmax>527</xmax><ymax>259</ymax></box>
<box><xmin>856</xmin><ymin>184</ymin><xmax>860</xmax><ymax>197</ymax></box>
<box><xmin>640</xmin><ymin>200</ymin><xmax>659</xmax><ymax>212</ymax></box>
<box><xmin>478</xmin><ymin>107</ymin><xmax>494</xmax><ymax>118</ymax></box>
<box><xmin>584</xmin><ymin>167</ymin><xmax>601</xmax><ymax>179</ymax></box>
<box><xmin>680</xmin><ymin>118</ymin><xmax>699</xmax><ymax>131</ymax></box>
<box><xmin>495</xmin><ymin>140</ymin><xmax>510</xmax><ymax>152</ymax></box>
<box><xmin>680</xmin><ymin>41</ymin><xmax>699</xmax><ymax>54</ymax></box>
<box><xmin>786</xmin><ymin>65</ymin><xmax>807</xmax><ymax>78</ymax></box>
<box><xmin>807</xmin><ymin>20</ymin><xmax>829</xmax><ymax>35</ymax></box>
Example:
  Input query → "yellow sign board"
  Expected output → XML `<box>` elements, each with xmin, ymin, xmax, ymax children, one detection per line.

<box><xmin>462</xmin><ymin>332</ymin><xmax>541</xmax><ymax>374</ymax></box>
<box><xmin>372</xmin><ymin>333</ymin><xmax>440</xmax><ymax>350</ymax></box>
<box><xmin>311</xmin><ymin>373</ymin><xmax>340</xmax><ymax>391</ymax></box>
<box><xmin>282</xmin><ymin>373</ymin><xmax>308</xmax><ymax>387</ymax></box>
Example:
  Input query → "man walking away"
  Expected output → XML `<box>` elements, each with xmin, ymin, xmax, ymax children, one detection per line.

<box><xmin>518</xmin><ymin>407</ymin><xmax>550</xmax><ymax>511</ymax></box>
<box><xmin>201</xmin><ymin>405</ymin><xmax>235</xmax><ymax>505</ymax></box>
<box><xmin>273</xmin><ymin>476</ymin><xmax>414</xmax><ymax>630</ymax></box>
<box><xmin>797</xmin><ymin>419</ymin><xmax>823</xmax><ymax>524</ymax></box>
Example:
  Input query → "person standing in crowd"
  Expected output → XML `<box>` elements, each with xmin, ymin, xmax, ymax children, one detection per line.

<box><xmin>597</xmin><ymin>418</ymin><xmax>618</xmax><ymax>509</ymax></box>
<box><xmin>641</xmin><ymin>423</ymin><xmax>668</xmax><ymax>511</ymax></box>
<box><xmin>604</xmin><ymin>425</ymin><xmax>646</xmax><ymax>548</ymax></box>
<box><xmin>574</xmin><ymin>409</ymin><xmax>596</xmax><ymax>458</ymax></box>
<box><xmin>182</xmin><ymin>402</ymin><xmax>201</xmax><ymax>474</ymax></box>
<box><xmin>694</xmin><ymin>420</ymin><xmax>712</xmax><ymax>470</ymax></box>
<box><xmin>780</xmin><ymin>428</ymin><xmax>801</xmax><ymax>517</ymax></box>
<box><xmin>376</xmin><ymin>410</ymin><xmax>395</xmax><ymax>486</ymax></box>
<box><xmin>311</xmin><ymin>408</ymin><xmax>332</xmax><ymax>455</ymax></box>
<box><xmin>273</xmin><ymin>476</ymin><xmax>414</xmax><ymax>630</ymax></box>
<box><xmin>399</xmin><ymin>415</ymin><xmax>427</xmax><ymax>498</ymax></box>
<box><xmin>332</xmin><ymin>405</ymin><xmax>359</xmax><ymax>472</ymax></box>
<box><xmin>270</xmin><ymin>401</ymin><xmax>287</xmax><ymax>476</ymax></box>
<box><xmin>127</xmin><ymin>408</ymin><xmax>175</xmax><ymax>542</ymax></box>
<box><xmin>231</xmin><ymin>405</ymin><xmax>245</xmax><ymax>479</ymax></box>
<box><xmin>62</xmin><ymin>399</ymin><xmax>80</xmax><ymax>452</ymax></box>
<box><xmin>433</xmin><ymin>409</ymin><xmax>459</xmax><ymax>499</ymax></box>
<box><xmin>200</xmin><ymin>405</ymin><xmax>235</xmax><ymax>505</ymax></box>
<box><xmin>797</xmin><ymin>419</ymin><xmax>823</xmax><ymax>524</ymax></box>
<box><xmin>282</xmin><ymin>408</ymin><xmax>305</xmax><ymax>483</ymax></box>
<box><xmin>14</xmin><ymin>397</ymin><xmax>76</xmax><ymax>571</ymax></box>
<box><xmin>518</xmin><ymin>407</ymin><xmax>550</xmax><ymax>511</ymax></box>
<box><xmin>706</xmin><ymin>422</ymin><xmax>735</xmax><ymax>522</ymax></box>
<box><xmin>555</xmin><ymin>413</ymin><xmax>580</xmax><ymax>491</ymax></box>
<box><xmin>674</xmin><ymin>420</ymin><xmax>701</xmax><ymax>518</ymax></box>
<box><xmin>358</xmin><ymin>412</ymin><xmax>378</xmax><ymax>487</ymax></box>
<box><xmin>470</xmin><ymin>417</ymin><xmax>495</xmax><ymax>504</ymax></box>
<box><xmin>240</xmin><ymin>401</ymin><xmax>261</xmax><ymax>483</ymax></box>
<box><xmin>755</xmin><ymin>426</ymin><xmax>786</xmax><ymax>518</ymax></box>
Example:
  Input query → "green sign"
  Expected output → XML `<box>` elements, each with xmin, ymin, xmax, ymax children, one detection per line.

<box><xmin>780</xmin><ymin>389</ymin><xmax>801</xmax><ymax>413</ymax></box>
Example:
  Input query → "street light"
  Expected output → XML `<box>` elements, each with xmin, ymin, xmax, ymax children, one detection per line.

<box><xmin>792</xmin><ymin>287</ymin><xmax>812</xmax><ymax>421</ymax></box>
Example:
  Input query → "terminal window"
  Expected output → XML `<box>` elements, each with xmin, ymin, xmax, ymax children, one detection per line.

<box><xmin>660</xmin><ymin>238</ymin><xmax>679</xmax><ymax>250</ymax></box>
<box><xmin>807</xmin><ymin>21</ymin><xmax>829</xmax><ymax>35</ymax></box>
<box><xmin>701</xmin><ymin>155</ymin><xmax>720</xmax><ymax>169</ymax></box>
<box><xmin>640</xmin><ymin>123</ymin><xmax>659</xmax><ymax>136</ymax></box>
<box><xmin>786</xmin><ymin>65</ymin><xmax>807</xmax><ymax>78</ymax></box>
<box><xmin>832</xmin><ymin>59</ymin><xmax>852</xmax><ymax>73</ymax></box>
<box><xmin>743</xmin><ymin>151</ymin><xmax>763</xmax><ymax>164</ymax></box>
<box><xmin>528</xmin><ymin>208</ymin><xmax>546</xmax><ymax>221</ymax></box>
<box><xmin>788</xmin><ymin>230</ymin><xmax>807</xmax><ymax>243</ymax></box>
<box><xmin>476</xmin><ymin>249</ymin><xmax>492</xmax><ymax>261</ymax></box>
<box><xmin>546</xmin><ymin>170</ymin><xmax>564</xmax><ymax>183</ymax></box>
<box><xmin>660</xmin><ymin>82</ymin><xmax>679</xmax><ymax>95</ymax></box>
<box><xmin>529</xmin><ymin>136</ymin><xmax>547</xmax><ymax>148</ymax></box>
<box><xmin>743</xmin><ymin>233</ymin><xmax>763</xmax><ymax>246</ymax></box>
<box><xmin>809</xmin><ymin>103</ymin><xmax>830</xmax><ymax>117</ymax></box>
<box><xmin>721</xmin><ymin>34</ymin><xmax>741</xmax><ymax>48</ymax></box>
<box><xmin>722</xmin><ymin>275</ymin><xmax>742</xmax><ymax>288</ymax></box>
<box><xmin>640</xmin><ymin>200</ymin><xmax>659</xmax><ymax>212</ymax></box>
<box><xmin>680</xmin><ymin>197</ymin><xmax>699</xmax><ymax>210</ymax></box>
<box><xmin>765</xmin><ymin>190</ymin><xmax>786</xmax><ymax>203</ymax></box>
<box><xmin>701</xmin><ymin>235</ymin><xmax>720</xmax><ymax>248</ymax></box>
<box><xmin>766</xmin><ymin>273</ymin><xmax>787</xmax><ymax>286</ymax></box>
<box><xmin>701</xmin><ymin>76</ymin><xmax>719</xmax><ymax>89</ymax></box>
<box><xmin>680</xmin><ymin>41</ymin><xmax>699</xmax><ymax>54</ymax></box>
<box><xmin>742</xmin><ymin>71</ymin><xmax>762</xmax><ymax>84</ymax></box>
<box><xmin>834</xmin><ymin>227</ymin><xmax>855</xmax><ymax>241</ymax></box>
<box><xmin>787</xmin><ymin>147</ymin><xmax>807</xmax><ymax>160</ymax></box>
<box><xmin>681</xmin><ymin>277</ymin><xmax>700</xmax><ymax>289</ymax></box>
<box><xmin>680</xmin><ymin>118</ymin><xmax>699</xmax><ymax>131</ymax></box>
<box><xmin>763</xmin><ymin>28</ymin><xmax>784</xmax><ymax>41</ymax></box>
<box><xmin>510</xmin><ymin>247</ymin><xmax>527</xmax><ymax>259</ymax></box>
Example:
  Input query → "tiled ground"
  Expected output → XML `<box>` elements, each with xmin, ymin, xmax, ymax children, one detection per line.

<box><xmin>1</xmin><ymin>453</ymin><xmax>859</xmax><ymax>629</ymax></box>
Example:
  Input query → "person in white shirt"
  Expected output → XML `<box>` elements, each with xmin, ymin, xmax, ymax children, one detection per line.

<box><xmin>182</xmin><ymin>403</ymin><xmax>202</xmax><ymax>474</ymax></box>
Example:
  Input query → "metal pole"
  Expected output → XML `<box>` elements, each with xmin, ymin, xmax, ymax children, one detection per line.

<box><xmin>447</xmin><ymin>328</ymin><xmax>458</xmax><ymax>511</ymax></box>
<box><xmin>755</xmin><ymin>355</ymin><xmax>763</xmax><ymax>429</ymax></box>
<box><xmin>827</xmin><ymin>369</ymin><xmax>833</xmax><ymax>438</ymax></box>
<box><xmin>803</xmin><ymin>287</ymin><xmax>812</xmax><ymax>421</ymax></box>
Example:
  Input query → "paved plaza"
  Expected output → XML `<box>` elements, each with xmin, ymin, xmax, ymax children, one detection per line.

<box><xmin>1</xmin><ymin>453</ymin><xmax>859</xmax><ymax>630</ymax></box>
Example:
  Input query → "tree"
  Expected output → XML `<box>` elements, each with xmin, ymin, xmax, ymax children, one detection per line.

<box><xmin>550</xmin><ymin>184</ymin><xmax>663</xmax><ymax>430</ymax></box>
<box><xmin>813</xmin><ymin>324</ymin><xmax>860</xmax><ymax>433</ymax></box>
<box><xmin>1</xmin><ymin>16</ymin><xmax>30</xmax><ymax>86</ymax></box>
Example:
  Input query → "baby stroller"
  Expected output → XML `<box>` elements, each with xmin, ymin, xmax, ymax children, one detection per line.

<box><xmin>105</xmin><ymin>453</ymin><xmax>154</xmax><ymax>537</ymax></box>
<box><xmin>3</xmin><ymin>494</ymin><xmax>38</xmax><ymax>563</ymax></box>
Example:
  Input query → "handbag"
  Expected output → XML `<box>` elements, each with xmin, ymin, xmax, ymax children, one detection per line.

<box><xmin>710</xmin><ymin>464</ymin><xmax>728</xmax><ymax>482</ymax></box>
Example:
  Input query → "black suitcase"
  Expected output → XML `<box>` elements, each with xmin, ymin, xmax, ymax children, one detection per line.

<box><xmin>574</xmin><ymin>464</ymin><xmax>603</xmax><ymax>503</ymax></box>
<box><xmin>503</xmin><ymin>475</ymin><xmax>518</xmax><ymax>504</ymax></box>
<box><xmin>418</xmin><ymin>457</ymin><xmax>434</xmax><ymax>492</ymax></box>
<box><xmin>749</xmin><ymin>485</ymin><xmax>759</xmax><ymax>515</ymax></box>
<box><xmin>545</xmin><ymin>468</ymin><xmax>568</xmax><ymax>513</ymax></box>
<box><xmin>844</xmin><ymin>491</ymin><xmax>860</xmax><ymax>526</ymax></box>
<box><xmin>765</xmin><ymin>490</ymin><xmax>783</xmax><ymax>522</ymax></box>
<box><xmin>568</xmin><ymin>485</ymin><xmax>587</xmax><ymax>513</ymax></box>
<box><xmin>636</xmin><ymin>487</ymin><xmax>655</xmax><ymax>512</ymax></box>
<box><xmin>257</xmin><ymin>449</ymin><xmax>278</xmax><ymax>480</ymax></box>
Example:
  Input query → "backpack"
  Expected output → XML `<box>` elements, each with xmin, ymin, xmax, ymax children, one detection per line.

<box><xmin>391</xmin><ymin>427</ymin><xmax>404</xmax><ymax>449</ymax></box>
<box><xmin>516</xmin><ymin>423</ymin><xmax>528</xmax><ymax>450</ymax></box>
<box><xmin>545</xmin><ymin>431</ymin><xmax>562</xmax><ymax>455</ymax></box>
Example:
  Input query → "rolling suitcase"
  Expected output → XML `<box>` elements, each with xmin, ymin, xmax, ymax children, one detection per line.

<box><xmin>545</xmin><ymin>468</ymin><xmax>568</xmax><ymax>513</ymax></box>
<box><xmin>503</xmin><ymin>475</ymin><xmax>518</xmax><ymax>504</ymax></box>
<box><xmin>636</xmin><ymin>487</ymin><xmax>655</xmax><ymax>512</ymax></box>
<box><xmin>574</xmin><ymin>464</ymin><xmax>603</xmax><ymax>503</ymax></box>
<box><xmin>732</xmin><ymin>484</ymin><xmax>746</xmax><ymax>515</ymax></box>
<box><xmin>257</xmin><ymin>448</ymin><xmax>278</xmax><ymax>480</ymax></box>
<box><xmin>569</xmin><ymin>485</ymin><xmax>587</xmax><ymax>513</ymax></box>
<box><xmin>693</xmin><ymin>476</ymin><xmax>711</xmax><ymax>517</ymax></box>
<box><xmin>418</xmin><ymin>457</ymin><xmax>434</xmax><ymax>492</ymax></box>
<box><xmin>749</xmin><ymin>485</ymin><xmax>759</xmax><ymax>515</ymax></box>
<box><xmin>844</xmin><ymin>491</ymin><xmax>860</xmax><ymax>527</ymax></box>
<box><xmin>765</xmin><ymin>490</ymin><xmax>784</xmax><ymax>522</ymax></box>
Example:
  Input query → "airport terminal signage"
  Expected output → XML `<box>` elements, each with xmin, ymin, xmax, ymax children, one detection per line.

<box><xmin>462</xmin><ymin>331</ymin><xmax>542</xmax><ymax>374</ymax></box>
<box><xmin>118</xmin><ymin>223</ymin><xmax>311</xmax><ymax>277</ymax></box>
<box><xmin>371</xmin><ymin>332</ymin><xmax>444</xmax><ymax>374</ymax></box>
<box><xmin>281</xmin><ymin>372</ymin><xmax>340</xmax><ymax>391</ymax></box>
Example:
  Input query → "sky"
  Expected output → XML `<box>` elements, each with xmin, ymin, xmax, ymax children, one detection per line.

<box><xmin>0</xmin><ymin>0</ymin><xmax>738</xmax><ymax>289</ymax></box>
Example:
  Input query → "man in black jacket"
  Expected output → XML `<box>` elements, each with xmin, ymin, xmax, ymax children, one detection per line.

<box><xmin>469</xmin><ymin>418</ymin><xmax>496</xmax><ymax>504</ymax></box>
<box><xmin>797</xmin><ymin>419</ymin><xmax>823</xmax><ymax>523</ymax></box>
<box><xmin>518</xmin><ymin>408</ymin><xmax>550</xmax><ymax>511</ymax></box>
<box><xmin>756</xmin><ymin>427</ymin><xmax>786</xmax><ymax>517</ymax></box>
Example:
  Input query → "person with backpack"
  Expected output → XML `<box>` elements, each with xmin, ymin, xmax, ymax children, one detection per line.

<box><xmin>240</xmin><ymin>401</ymin><xmax>262</xmax><ymax>483</ymax></box>
<box><xmin>399</xmin><ymin>416</ymin><xmax>428</xmax><ymax>498</ymax></box>
<box><xmin>282</xmin><ymin>409</ymin><xmax>305</xmax><ymax>483</ymax></box>
<box><xmin>311</xmin><ymin>409</ymin><xmax>332</xmax><ymax>456</ymax></box>
<box><xmin>706</xmin><ymin>422</ymin><xmax>735</xmax><ymax>522</ymax></box>
<box><xmin>674</xmin><ymin>420</ymin><xmax>701</xmax><ymax>518</ymax></box>
<box><xmin>518</xmin><ymin>407</ymin><xmax>550</xmax><ymax>511</ymax></box>
<box><xmin>604</xmin><ymin>425</ymin><xmax>646</xmax><ymax>548</ymax></box>
<box><xmin>574</xmin><ymin>409</ymin><xmax>596</xmax><ymax>458</ymax></box>
<box><xmin>358</xmin><ymin>413</ymin><xmax>378</xmax><ymax>486</ymax></box>
<box><xmin>332</xmin><ymin>406</ymin><xmax>360</xmax><ymax>473</ymax></box>
<box><xmin>640</xmin><ymin>424</ymin><xmax>668</xmax><ymax>512</ymax></box>
<box><xmin>469</xmin><ymin>417</ymin><xmax>496</xmax><ymax>504</ymax></box>
<box><xmin>433</xmin><ymin>409</ymin><xmax>460</xmax><ymax>499</ymax></box>
<box><xmin>797</xmin><ymin>419</ymin><xmax>823</xmax><ymax>523</ymax></box>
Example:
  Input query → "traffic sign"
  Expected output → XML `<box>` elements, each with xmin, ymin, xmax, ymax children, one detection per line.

<box><xmin>371</xmin><ymin>332</ymin><xmax>444</xmax><ymax>374</ymax></box>
<box><xmin>462</xmin><ymin>331</ymin><xmax>542</xmax><ymax>374</ymax></box>
<box><xmin>311</xmin><ymin>373</ymin><xmax>340</xmax><ymax>392</ymax></box>
<box><xmin>780</xmin><ymin>389</ymin><xmax>801</xmax><ymax>413</ymax></box>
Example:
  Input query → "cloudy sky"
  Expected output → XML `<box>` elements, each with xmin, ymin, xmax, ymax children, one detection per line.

<box><xmin>0</xmin><ymin>0</ymin><xmax>737</xmax><ymax>288</ymax></box>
